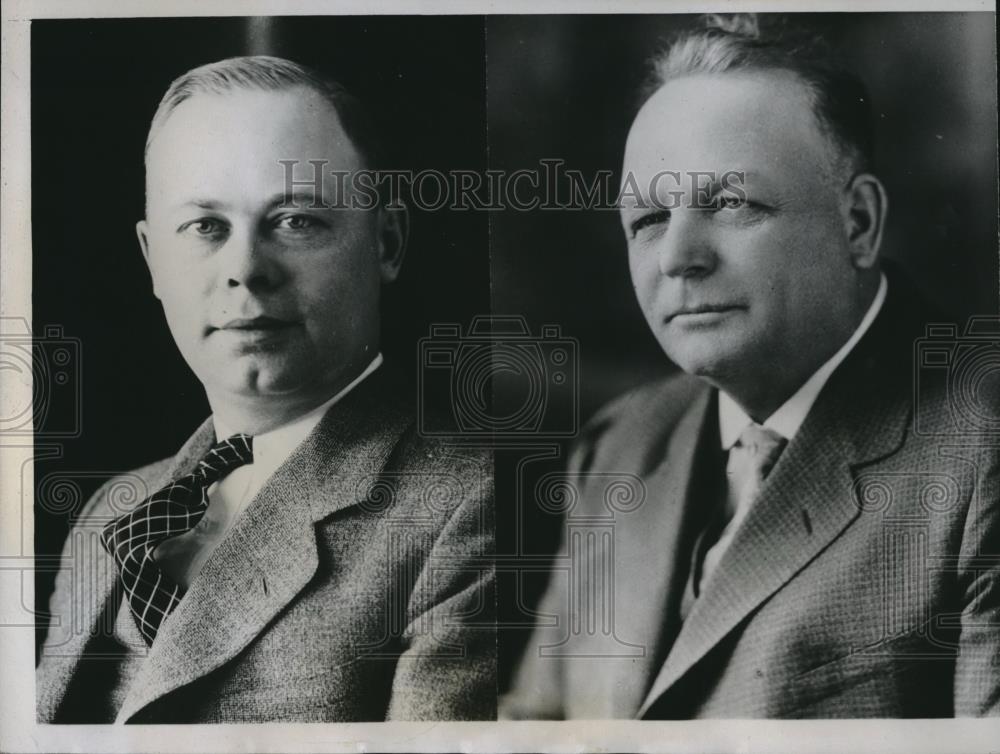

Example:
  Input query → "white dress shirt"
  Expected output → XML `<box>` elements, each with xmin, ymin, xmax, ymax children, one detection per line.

<box><xmin>153</xmin><ymin>354</ymin><xmax>383</xmax><ymax>588</ymax></box>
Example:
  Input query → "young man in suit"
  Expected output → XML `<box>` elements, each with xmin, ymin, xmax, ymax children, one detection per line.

<box><xmin>506</xmin><ymin>15</ymin><xmax>998</xmax><ymax>718</ymax></box>
<box><xmin>37</xmin><ymin>56</ymin><xmax>495</xmax><ymax>723</ymax></box>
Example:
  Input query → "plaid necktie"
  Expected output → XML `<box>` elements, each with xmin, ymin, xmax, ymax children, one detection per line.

<box><xmin>101</xmin><ymin>434</ymin><xmax>253</xmax><ymax>645</ymax></box>
<box><xmin>680</xmin><ymin>424</ymin><xmax>786</xmax><ymax>620</ymax></box>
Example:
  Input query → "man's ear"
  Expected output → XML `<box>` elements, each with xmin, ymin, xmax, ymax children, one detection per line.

<box><xmin>376</xmin><ymin>202</ymin><xmax>409</xmax><ymax>283</ymax></box>
<box><xmin>842</xmin><ymin>172</ymin><xmax>888</xmax><ymax>270</ymax></box>
<box><xmin>136</xmin><ymin>219</ymin><xmax>160</xmax><ymax>300</ymax></box>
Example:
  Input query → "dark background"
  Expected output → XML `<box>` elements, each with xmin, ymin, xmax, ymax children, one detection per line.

<box><xmin>31</xmin><ymin>16</ymin><xmax>489</xmax><ymax>655</ymax></box>
<box><xmin>487</xmin><ymin>12</ymin><xmax>999</xmax><ymax>690</ymax></box>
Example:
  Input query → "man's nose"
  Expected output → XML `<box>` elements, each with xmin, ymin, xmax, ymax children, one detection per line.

<box><xmin>656</xmin><ymin>211</ymin><xmax>718</xmax><ymax>279</ymax></box>
<box><xmin>218</xmin><ymin>228</ymin><xmax>285</xmax><ymax>292</ymax></box>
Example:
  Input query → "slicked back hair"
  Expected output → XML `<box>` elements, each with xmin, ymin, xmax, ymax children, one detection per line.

<box><xmin>640</xmin><ymin>14</ymin><xmax>875</xmax><ymax>177</ymax></box>
<box><xmin>145</xmin><ymin>55</ymin><xmax>383</xmax><ymax>170</ymax></box>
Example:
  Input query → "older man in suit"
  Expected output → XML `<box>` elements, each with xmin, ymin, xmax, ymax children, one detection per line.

<box><xmin>37</xmin><ymin>56</ymin><xmax>494</xmax><ymax>722</ymax></box>
<box><xmin>505</xmin><ymin>15</ymin><xmax>999</xmax><ymax>718</ymax></box>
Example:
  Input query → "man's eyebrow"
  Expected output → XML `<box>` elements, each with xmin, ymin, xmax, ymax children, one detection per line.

<box><xmin>168</xmin><ymin>199</ymin><xmax>228</xmax><ymax>213</ymax></box>
<box><xmin>267</xmin><ymin>190</ymin><xmax>329</xmax><ymax>209</ymax></box>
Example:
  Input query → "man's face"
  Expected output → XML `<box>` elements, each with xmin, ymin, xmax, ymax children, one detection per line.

<box><xmin>621</xmin><ymin>70</ymin><xmax>860</xmax><ymax>390</ymax></box>
<box><xmin>139</xmin><ymin>87</ymin><xmax>400</xmax><ymax>410</ymax></box>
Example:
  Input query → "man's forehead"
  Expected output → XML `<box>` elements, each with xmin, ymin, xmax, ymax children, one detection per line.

<box><xmin>149</xmin><ymin>88</ymin><xmax>358</xmax><ymax>163</ymax></box>
<box><xmin>623</xmin><ymin>70</ymin><xmax>830</xmax><ymax>177</ymax></box>
<box><xmin>145</xmin><ymin>87</ymin><xmax>362</xmax><ymax>208</ymax></box>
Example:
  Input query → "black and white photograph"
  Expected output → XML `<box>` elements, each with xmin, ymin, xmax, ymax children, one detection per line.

<box><xmin>29</xmin><ymin>13</ymin><xmax>495</xmax><ymax>725</ymax></box>
<box><xmin>493</xmin><ymin>10</ymin><xmax>1000</xmax><ymax>721</ymax></box>
<box><xmin>0</xmin><ymin>1</ymin><xmax>998</xmax><ymax>752</ymax></box>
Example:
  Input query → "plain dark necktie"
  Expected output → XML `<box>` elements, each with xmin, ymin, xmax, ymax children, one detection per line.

<box><xmin>679</xmin><ymin>423</ymin><xmax>787</xmax><ymax>621</ymax></box>
<box><xmin>100</xmin><ymin>434</ymin><xmax>253</xmax><ymax>646</ymax></box>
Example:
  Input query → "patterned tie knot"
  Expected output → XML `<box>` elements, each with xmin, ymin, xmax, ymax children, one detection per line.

<box><xmin>737</xmin><ymin>423</ymin><xmax>787</xmax><ymax>479</ymax></box>
<box><xmin>193</xmin><ymin>433</ymin><xmax>254</xmax><ymax>483</ymax></box>
<box><xmin>99</xmin><ymin>432</ymin><xmax>254</xmax><ymax>645</ymax></box>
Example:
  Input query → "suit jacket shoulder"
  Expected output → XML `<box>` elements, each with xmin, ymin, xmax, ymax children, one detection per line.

<box><xmin>572</xmin><ymin>372</ymin><xmax>709</xmax><ymax>479</ymax></box>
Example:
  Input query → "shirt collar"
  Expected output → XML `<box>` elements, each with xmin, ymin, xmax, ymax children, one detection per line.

<box><xmin>719</xmin><ymin>273</ymin><xmax>887</xmax><ymax>450</ymax></box>
<box><xmin>213</xmin><ymin>353</ymin><xmax>383</xmax><ymax>481</ymax></box>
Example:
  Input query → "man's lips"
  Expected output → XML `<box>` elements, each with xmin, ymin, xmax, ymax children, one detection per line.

<box><xmin>210</xmin><ymin>316</ymin><xmax>299</xmax><ymax>333</ymax></box>
<box><xmin>665</xmin><ymin>304</ymin><xmax>744</xmax><ymax>322</ymax></box>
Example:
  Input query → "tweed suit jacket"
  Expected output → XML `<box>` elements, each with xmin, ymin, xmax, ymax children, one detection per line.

<box><xmin>37</xmin><ymin>367</ymin><xmax>496</xmax><ymax>723</ymax></box>
<box><xmin>506</xmin><ymin>275</ymin><xmax>999</xmax><ymax>718</ymax></box>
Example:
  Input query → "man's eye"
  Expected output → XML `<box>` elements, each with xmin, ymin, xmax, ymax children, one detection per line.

<box><xmin>715</xmin><ymin>193</ymin><xmax>747</xmax><ymax>210</ymax></box>
<box><xmin>275</xmin><ymin>214</ymin><xmax>324</xmax><ymax>231</ymax></box>
<box><xmin>179</xmin><ymin>218</ymin><xmax>227</xmax><ymax>237</ymax></box>
<box><xmin>630</xmin><ymin>210</ymin><xmax>670</xmax><ymax>237</ymax></box>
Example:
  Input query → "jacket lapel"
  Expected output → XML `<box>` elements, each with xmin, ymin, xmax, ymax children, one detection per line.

<box><xmin>38</xmin><ymin>420</ymin><xmax>215</xmax><ymax>722</ymax></box>
<box><xmin>36</xmin><ymin>542</ymin><xmax>119</xmax><ymax>722</ymax></box>
<box><xmin>117</xmin><ymin>369</ymin><xmax>413</xmax><ymax>723</ymax></box>
<box><xmin>611</xmin><ymin>385</ymin><xmax>716</xmax><ymax>717</ymax></box>
<box><xmin>637</xmin><ymin>284</ymin><xmax>915</xmax><ymax>718</ymax></box>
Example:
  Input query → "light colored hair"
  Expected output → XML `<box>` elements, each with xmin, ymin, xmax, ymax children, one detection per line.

<box><xmin>642</xmin><ymin>14</ymin><xmax>874</xmax><ymax>175</ymax></box>
<box><xmin>144</xmin><ymin>55</ymin><xmax>382</xmax><ymax>168</ymax></box>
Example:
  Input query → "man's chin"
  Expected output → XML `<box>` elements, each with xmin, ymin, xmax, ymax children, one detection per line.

<box><xmin>206</xmin><ymin>366</ymin><xmax>311</xmax><ymax>401</ymax></box>
<box><xmin>661</xmin><ymin>340</ymin><xmax>745</xmax><ymax>382</ymax></box>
